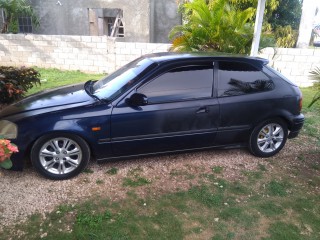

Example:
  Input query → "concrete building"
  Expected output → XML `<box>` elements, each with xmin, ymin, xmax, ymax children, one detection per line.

<box><xmin>27</xmin><ymin>0</ymin><xmax>181</xmax><ymax>43</ymax></box>
<box><xmin>297</xmin><ymin>0</ymin><xmax>320</xmax><ymax>48</ymax></box>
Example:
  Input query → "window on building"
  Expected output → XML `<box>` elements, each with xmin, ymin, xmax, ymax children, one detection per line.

<box><xmin>88</xmin><ymin>8</ymin><xmax>124</xmax><ymax>37</ymax></box>
<box><xmin>106</xmin><ymin>18</ymin><xmax>114</xmax><ymax>36</ymax></box>
<box><xmin>18</xmin><ymin>16</ymin><xmax>33</xmax><ymax>33</ymax></box>
<box><xmin>105</xmin><ymin>16</ymin><xmax>124</xmax><ymax>37</ymax></box>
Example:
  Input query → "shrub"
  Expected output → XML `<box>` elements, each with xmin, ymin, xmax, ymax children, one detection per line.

<box><xmin>0</xmin><ymin>66</ymin><xmax>40</xmax><ymax>104</ymax></box>
<box><xmin>169</xmin><ymin>0</ymin><xmax>255</xmax><ymax>54</ymax></box>
<box><xmin>309</xmin><ymin>67</ymin><xmax>320</xmax><ymax>108</ymax></box>
<box><xmin>275</xmin><ymin>25</ymin><xmax>298</xmax><ymax>48</ymax></box>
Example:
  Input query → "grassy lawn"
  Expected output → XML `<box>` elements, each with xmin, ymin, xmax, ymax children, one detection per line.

<box><xmin>2</xmin><ymin>151</ymin><xmax>320</xmax><ymax>240</ymax></box>
<box><xmin>26</xmin><ymin>68</ymin><xmax>104</xmax><ymax>95</ymax></box>
<box><xmin>1</xmin><ymin>69</ymin><xmax>319</xmax><ymax>240</ymax></box>
<box><xmin>301</xmin><ymin>88</ymin><xmax>320</xmax><ymax>142</ymax></box>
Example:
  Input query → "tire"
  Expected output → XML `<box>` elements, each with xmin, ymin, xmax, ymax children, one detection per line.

<box><xmin>31</xmin><ymin>133</ymin><xmax>90</xmax><ymax>180</ymax></box>
<box><xmin>249</xmin><ymin>119</ymin><xmax>288</xmax><ymax>158</ymax></box>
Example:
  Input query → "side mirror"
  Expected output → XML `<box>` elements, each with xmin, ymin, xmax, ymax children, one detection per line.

<box><xmin>126</xmin><ymin>93</ymin><xmax>148</xmax><ymax>107</ymax></box>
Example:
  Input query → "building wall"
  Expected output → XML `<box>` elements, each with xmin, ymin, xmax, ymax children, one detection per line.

<box><xmin>0</xmin><ymin>34</ymin><xmax>318</xmax><ymax>87</ymax></box>
<box><xmin>150</xmin><ymin>0</ymin><xmax>181</xmax><ymax>43</ymax></box>
<box><xmin>30</xmin><ymin>0</ymin><xmax>151</xmax><ymax>42</ymax></box>
<box><xmin>29</xmin><ymin>0</ymin><xmax>181</xmax><ymax>43</ymax></box>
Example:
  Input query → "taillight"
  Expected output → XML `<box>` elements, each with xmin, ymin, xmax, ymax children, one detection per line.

<box><xmin>299</xmin><ymin>97</ymin><xmax>303</xmax><ymax>112</ymax></box>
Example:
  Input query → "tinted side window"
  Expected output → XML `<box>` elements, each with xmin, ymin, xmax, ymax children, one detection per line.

<box><xmin>138</xmin><ymin>65</ymin><xmax>213</xmax><ymax>103</ymax></box>
<box><xmin>218</xmin><ymin>61</ymin><xmax>274</xmax><ymax>97</ymax></box>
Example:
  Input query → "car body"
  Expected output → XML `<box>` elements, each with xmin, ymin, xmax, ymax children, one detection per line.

<box><xmin>0</xmin><ymin>52</ymin><xmax>304</xmax><ymax>180</ymax></box>
<box><xmin>313</xmin><ymin>24</ymin><xmax>320</xmax><ymax>47</ymax></box>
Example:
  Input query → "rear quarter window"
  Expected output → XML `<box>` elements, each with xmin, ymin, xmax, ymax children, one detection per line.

<box><xmin>265</xmin><ymin>66</ymin><xmax>297</xmax><ymax>86</ymax></box>
<box><xmin>218</xmin><ymin>61</ymin><xmax>274</xmax><ymax>97</ymax></box>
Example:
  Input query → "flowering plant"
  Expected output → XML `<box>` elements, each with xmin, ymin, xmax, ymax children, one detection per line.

<box><xmin>0</xmin><ymin>138</ymin><xmax>18</xmax><ymax>169</ymax></box>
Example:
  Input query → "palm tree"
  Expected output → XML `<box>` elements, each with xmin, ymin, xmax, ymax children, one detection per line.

<box><xmin>0</xmin><ymin>0</ymin><xmax>39</xmax><ymax>33</ymax></box>
<box><xmin>309</xmin><ymin>67</ymin><xmax>320</xmax><ymax>108</ymax></box>
<box><xmin>169</xmin><ymin>0</ymin><xmax>255</xmax><ymax>54</ymax></box>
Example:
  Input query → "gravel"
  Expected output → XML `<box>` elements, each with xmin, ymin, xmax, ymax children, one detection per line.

<box><xmin>0</xmin><ymin>137</ymin><xmax>319</xmax><ymax>231</ymax></box>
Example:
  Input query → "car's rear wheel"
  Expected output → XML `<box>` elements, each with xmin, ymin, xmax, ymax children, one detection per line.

<box><xmin>249</xmin><ymin>119</ymin><xmax>288</xmax><ymax>158</ymax></box>
<box><xmin>31</xmin><ymin>133</ymin><xmax>90</xmax><ymax>180</ymax></box>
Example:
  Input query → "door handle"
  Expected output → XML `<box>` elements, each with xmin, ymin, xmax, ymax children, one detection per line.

<box><xmin>196</xmin><ymin>107</ymin><xmax>208</xmax><ymax>114</ymax></box>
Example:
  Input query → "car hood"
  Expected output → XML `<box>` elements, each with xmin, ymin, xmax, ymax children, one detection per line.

<box><xmin>0</xmin><ymin>83</ymin><xmax>94</xmax><ymax>119</ymax></box>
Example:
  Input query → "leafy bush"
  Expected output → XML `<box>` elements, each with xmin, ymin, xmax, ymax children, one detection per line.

<box><xmin>169</xmin><ymin>0</ymin><xmax>255</xmax><ymax>54</ymax></box>
<box><xmin>260</xmin><ymin>34</ymin><xmax>276</xmax><ymax>49</ymax></box>
<box><xmin>309</xmin><ymin>67</ymin><xmax>320</xmax><ymax>108</ymax></box>
<box><xmin>0</xmin><ymin>66</ymin><xmax>40</xmax><ymax>103</ymax></box>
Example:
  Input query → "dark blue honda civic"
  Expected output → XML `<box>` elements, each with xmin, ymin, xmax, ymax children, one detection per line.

<box><xmin>0</xmin><ymin>52</ymin><xmax>304</xmax><ymax>180</ymax></box>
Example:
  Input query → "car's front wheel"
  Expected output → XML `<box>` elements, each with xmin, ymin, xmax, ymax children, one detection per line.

<box><xmin>31</xmin><ymin>133</ymin><xmax>90</xmax><ymax>180</ymax></box>
<box><xmin>249</xmin><ymin>119</ymin><xmax>288</xmax><ymax>158</ymax></box>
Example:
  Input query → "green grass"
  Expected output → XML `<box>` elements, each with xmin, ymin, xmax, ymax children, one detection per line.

<box><xmin>267</xmin><ymin>180</ymin><xmax>291</xmax><ymax>197</ymax></box>
<box><xmin>96</xmin><ymin>179</ymin><xmax>104</xmax><ymax>185</ymax></box>
<box><xmin>27</xmin><ymin>68</ymin><xmax>104</xmax><ymax>95</ymax></box>
<box><xmin>3</xmin><ymin>163</ymin><xmax>320</xmax><ymax>240</ymax></box>
<box><xmin>301</xmin><ymin>87</ymin><xmax>320</xmax><ymax>142</ymax></box>
<box><xmin>255</xmin><ymin>201</ymin><xmax>285</xmax><ymax>217</ymax></box>
<box><xmin>83</xmin><ymin>168</ymin><xmax>94</xmax><ymax>174</ymax></box>
<box><xmin>170</xmin><ymin>169</ymin><xmax>196</xmax><ymax>180</ymax></box>
<box><xmin>123</xmin><ymin>177</ymin><xmax>151</xmax><ymax>187</ymax></box>
<box><xmin>212</xmin><ymin>166</ymin><xmax>224</xmax><ymax>174</ymax></box>
<box><xmin>105</xmin><ymin>167</ymin><xmax>118</xmax><ymax>175</ymax></box>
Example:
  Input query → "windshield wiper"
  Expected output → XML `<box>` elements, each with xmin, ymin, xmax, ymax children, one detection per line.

<box><xmin>84</xmin><ymin>80</ymin><xmax>101</xmax><ymax>102</ymax></box>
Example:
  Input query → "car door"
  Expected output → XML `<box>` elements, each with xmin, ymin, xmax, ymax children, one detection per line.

<box><xmin>110</xmin><ymin>62</ymin><xmax>220</xmax><ymax>157</ymax></box>
<box><xmin>215</xmin><ymin>60</ymin><xmax>275</xmax><ymax>145</ymax></box>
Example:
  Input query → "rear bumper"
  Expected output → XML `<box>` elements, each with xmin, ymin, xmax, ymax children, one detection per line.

<box><xmin>288</xmin><ymin>113</ymin><xmax>304</xmax><ymax>139</ymax></box>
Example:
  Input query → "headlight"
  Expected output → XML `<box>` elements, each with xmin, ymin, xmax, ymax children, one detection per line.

<box><xmin>0</xmin><ymin>120</ymin><xmax>18</xmax><ymax>139</ymax></box>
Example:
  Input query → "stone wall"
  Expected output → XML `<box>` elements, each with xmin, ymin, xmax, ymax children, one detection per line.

<box><xmin>259</xmin><ymin>48</ymin><xmax>320</xmax><ymax>87</ymax></box>
<box><xmin>0</xmin><ymin>34</ymin><xmax>170</xmax><ymax>74</ymax></box>
<box><xmin>0</xmin><ymin>34</ymin><xmax>319</xmax><ymax>87</ymax></box>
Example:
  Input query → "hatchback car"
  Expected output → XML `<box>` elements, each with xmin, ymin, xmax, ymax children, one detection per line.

<box><xmin>0</xmin><ymin>52</ymin><xmax>304</xmax><ymax>180</ymax></box>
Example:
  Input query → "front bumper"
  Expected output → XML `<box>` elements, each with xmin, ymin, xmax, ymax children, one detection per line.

<box><xmin>6</xmin><ymin>138</ymin><xmax>29</xmax><ymax>171</ymax></box>
<box><xmin>288</xmin><ymin>113</ymin><xmax>304</xmax><ymax>139</ymax></box>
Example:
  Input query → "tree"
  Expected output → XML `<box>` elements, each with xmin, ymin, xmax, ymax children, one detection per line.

<box><xmin>0</xmin><ymin>0</ymin><xmax>39</xmax><ymax>33</ymax></box>
<box><xmin>268</xmin><ymin>0</ymin><xmax>301</xmax><ymax>30</ymax></box>
<box><xmin>229</xmin><ymin>0</ymin><xmax>279</xmax><ymax>24</ymax></box>
<box><xmin>169</xmin><ymin>0</ymin><xmax>255</xmax><ymax>54</ymax></box>
<box><xmin>232</xmin><ymin>0</ymin><xmax>301</xmax><ymax>48</ymax></box>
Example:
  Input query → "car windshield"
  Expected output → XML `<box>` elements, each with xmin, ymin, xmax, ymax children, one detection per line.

<box><xmin>93</xmin><ymin>57</ymin><xmax>156</xmax><ymax>101</ymax></box>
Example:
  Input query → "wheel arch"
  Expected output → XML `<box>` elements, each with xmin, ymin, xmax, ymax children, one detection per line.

<box><xmin>250</xmin><ymin>109</ymin><xmax>295</xmax><ymax>132</ymax></box>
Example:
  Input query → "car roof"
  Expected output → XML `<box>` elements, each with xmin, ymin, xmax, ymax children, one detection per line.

<box><xmin>144</xmin><ymin>52</ymin><xmax>269</xmax><ymax>68</ymax></box>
